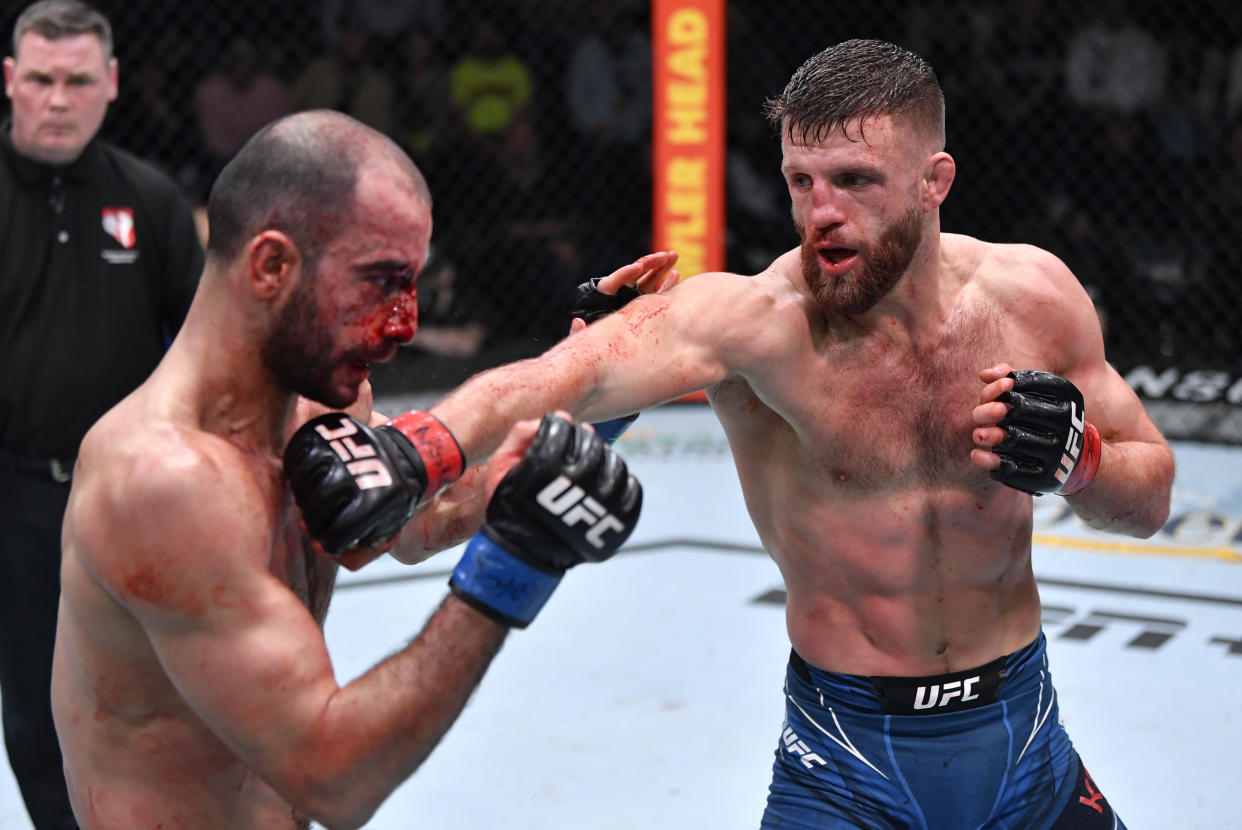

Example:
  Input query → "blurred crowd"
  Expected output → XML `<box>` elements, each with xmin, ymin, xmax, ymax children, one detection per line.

<box><xmin>13</xmin><ymin>0</ymin><xmax>1240</xmax><ymax>370</ymax></box>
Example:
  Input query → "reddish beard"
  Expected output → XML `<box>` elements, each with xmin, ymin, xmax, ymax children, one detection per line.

<box><xmin>798</xmin><ymin>206</ymin><xmax>923</xmax><ymax>315</ymax></box>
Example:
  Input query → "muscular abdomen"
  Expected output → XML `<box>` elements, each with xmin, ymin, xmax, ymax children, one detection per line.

<box><xmin>710</xmin><ymin>367</ymin><xmax>1043</xmax><ymax>676</ymax></box>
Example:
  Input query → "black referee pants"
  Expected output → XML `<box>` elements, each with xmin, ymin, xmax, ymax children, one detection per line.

<box><xmin>0</xmin><ymin>464</ymin><xmax>78</xmax><ymax>830</ymax></box>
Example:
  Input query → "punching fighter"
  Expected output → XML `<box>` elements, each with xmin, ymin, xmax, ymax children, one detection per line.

<box><xmin>288</xmin><ymin>40</ymin><xmax>1173</xmax><ymax>828</ymax></box>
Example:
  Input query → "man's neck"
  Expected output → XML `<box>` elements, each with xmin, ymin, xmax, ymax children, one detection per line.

<box><xmin>166</xmin><ymin>298</ymin><xmax>296</xmax><ymax>454</ymax></box>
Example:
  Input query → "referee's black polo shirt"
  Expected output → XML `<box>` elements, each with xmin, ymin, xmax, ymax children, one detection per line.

<box><xmin>0</xmin><ymin>121</ymin><xmax>204</xmax><ymax>461</ymax></box>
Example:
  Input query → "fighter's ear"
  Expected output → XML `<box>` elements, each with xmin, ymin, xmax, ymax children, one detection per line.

<box><xmin>247</xmin><ymin>230</ymin><xmax>301</xmax><ymax>301</ymax></box>
<box><xmin>923</xmin><ymin>151</ymin><xmax>955</xmax><ymax>211</ymax></box>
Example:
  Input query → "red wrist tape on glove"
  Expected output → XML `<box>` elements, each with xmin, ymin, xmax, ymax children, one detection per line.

<box><xmin>386</xmin><ymin>411</ymin><xmax>465</xmax><ymax>499</ymax></box>
<box><xmin>1059</xmin><ymin>420</ymin><xmax>1101</xmax><ymax>496</ymax></box>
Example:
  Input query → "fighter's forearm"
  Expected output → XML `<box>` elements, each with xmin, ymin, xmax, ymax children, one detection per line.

<box><xmin>388</xmin><ymin>465</ymin><xmax>491</xmax><ymax>565</ymax></box>
<box><xmin>430</xmin><ymin>352</ymin><xmax>602</xmax><ymax>465</ymax></box>
<box><xmin>429</xmin><ymin>291</ymin><xmax>722</xmax><ymax>464</ymax></box>
<box><xmin>291</xmin><ymin>597</ymin><xmax>506</xmax><ymax>829</ymax></box>
<box><xmin>1064</xmin><ymin>437</ymin><xmax>1174</xmax><ymax>537</ymax></box>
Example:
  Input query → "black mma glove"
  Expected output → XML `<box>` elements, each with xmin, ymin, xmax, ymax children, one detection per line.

<box><xmin>449</xmin><ymin>413</ymin><xmax>643</xmax><ymax>628</ymax></box>
<box><xmin>566</xmin><ymin>276</ymin><xmax>643</xmax><ymax>330</ymax></box>
<box><xmin>567</xmin><ymin>276</ymin><xmax>643</xmax><ymax>444</ymax></box>
<box><xmin>284</xmin><ymin>411</ymin><xmax>464</xmax><ymax>556</ymax></box>
<box><xmin>991</xmin><ymin>370</ymin><xmax>1101</xmax><ymax>496</ymax></box>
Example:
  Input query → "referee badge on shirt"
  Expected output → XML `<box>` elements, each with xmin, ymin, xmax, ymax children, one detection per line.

<box><xmin>101</xmin><ymin>206</ymin><xmax>140</xmax><ymax>264</ymax></box>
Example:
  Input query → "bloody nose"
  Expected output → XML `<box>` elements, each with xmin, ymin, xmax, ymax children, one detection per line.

<box><xmin>383</xmin><ymin>301</ymin><xmax>417</xmax><ymax>345</ymax></box>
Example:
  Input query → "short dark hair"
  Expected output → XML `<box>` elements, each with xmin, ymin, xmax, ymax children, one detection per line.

<box><xmin>765</xmin><ymin>39</ymin><xmax>944</xmax><ymax>148</ymax></box>
<box><xmin>204</xmin><ymin>111</ymin><xmax>429</xmax><ymax>271</ymax></box>
<box><xmin>12</xmin><ymin>0</ymin><xmax>112</xmax><ymax>61</ymax></box>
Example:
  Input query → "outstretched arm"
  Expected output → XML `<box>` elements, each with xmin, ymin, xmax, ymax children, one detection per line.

<box><xmin>429</xmin><ymin>253</ymin><xmax>751</xmax><ymax>465</ymax></box>
<box><xmin>284</xmin><ymin>253</ymin><xmax>783</xmax><ymax>566</ymax></box>
<box><xmin>341</xmin><ymin>255</ymin><xmax>681</xmax><ymax>567</ymax></box>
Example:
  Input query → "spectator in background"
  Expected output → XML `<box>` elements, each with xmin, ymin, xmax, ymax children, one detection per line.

<box><xmin>449</xmin><ymin>17</ymin><xmax>532</xmax><ymax>142</ymax></box>
<box><xmin>565</xmin><ymin>4</ymin><xmax>649</xmax><ymax>145</ymax></box>
<box><xmin>0</xmin><ymin>2</ymin><xmax>204</xmax><ymax>827</ymax></box>
<box><xmin>194</xmin><ymin>34</ymin><xmax>290</xmax><ymax>175</ymax></box>
<box><xmin>291</xmin><ymin>19</ymin><xmax>394</xmax><ymax>136</ymax></box>
<box><xmin>1063</xmin><ymin>0</ymin><xmax>1166</xmax><ymax>116</ymax></box>
<box><xmin>438</xmin><ymin>15</ymin><xmax>549</xmax><ymax>351</ymax></box>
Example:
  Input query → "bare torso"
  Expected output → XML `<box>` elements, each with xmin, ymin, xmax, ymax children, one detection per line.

<box><xmin>708</xmin><ymin>237</ymin><xmax>1045</xmax><ymax>676</ymax></box>
<box><xmin>53</xmin><ymin>386</ymin><xmax>338</xmax><ymax>829</ymax></box>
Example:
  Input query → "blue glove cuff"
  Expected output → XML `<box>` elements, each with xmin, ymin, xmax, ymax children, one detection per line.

<box><xmin>449</xmin><ymin>532</ymin><xmax>563</xmax><ymax>628</ymax></box>
<box><xmin>591</xmin><ymin>413</ymin><xmax>639</xmax><ymax>445</ymax></box>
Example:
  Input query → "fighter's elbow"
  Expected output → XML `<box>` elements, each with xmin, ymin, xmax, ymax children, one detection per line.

<box><xmin>1120</xmin><ymin>506</ymin><xmax>1169</xmax><ymax>540</ymax></box>
<box><xmin>298</xmin><ymin>803</ymin><xmax>376</xmax><ymax>830</ymax></box>
<box><xmin>261</xmin><ymin>728</ymin><xmax>389</xmax><ymax>830</ymax></box>
<box><xmin>282</xmin><ymin>772</ymin><xmax>382</xmax><ymax>830</ymax></box>
<box><xmin>1132</xmin><ymin>490</ymin><xmax>1173</xmax><ymax>539</ymax></box>
<box><xmin>1131</xmin><ymin>456</ymin><xmax>1176</xmax><ymax>538</ymax></box>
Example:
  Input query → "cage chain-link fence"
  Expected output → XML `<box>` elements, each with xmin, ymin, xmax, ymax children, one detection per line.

<box><xmin>5</xmin><ymin>0</ymin><xmax>1240</xmax><ymax>438</ymax></box>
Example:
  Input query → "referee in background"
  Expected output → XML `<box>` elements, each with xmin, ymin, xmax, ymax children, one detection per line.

<box><xmin>0</xmin><ymin>2</ymin><xmax>203</xmax><ymax>826</ymax></box>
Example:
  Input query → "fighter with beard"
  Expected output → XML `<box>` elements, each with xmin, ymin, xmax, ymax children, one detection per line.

<box><xmin>292</xmin><ymin>39</ymin><xmax>1173</xmax><ymax>827</ymax></box>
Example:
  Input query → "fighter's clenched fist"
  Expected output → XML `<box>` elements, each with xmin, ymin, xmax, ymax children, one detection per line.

<box><xmin>450</xmin><ymin>413</ymin><xmax>643</xmax><ymax>628</ymax></box>
<box><xmin>972</xmin><ymin>366</ymin><xmax>1102</xmax><ymax>496</ymax></box>
<box><xmin>284</xmin><ymin>411</ymin><xmax>465</xmax><ymax>555</ymax></box>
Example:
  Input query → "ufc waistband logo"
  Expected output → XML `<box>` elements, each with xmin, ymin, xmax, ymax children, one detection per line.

<box><xmin>537</xmin><ymin>475</ymin><xmax>625</xmax><ymax>549</ymax></box>
<box><xmin>314</xmin><ymin>418</ymin><xmax>393</xmax><ymax>491</ymax></box>
<box><xmin>1055</xmin><ymin>402</ymin><xmax>1085</xmax><ymax>485</ymax></box>
<box><xmin>913</xmin><ymin>676</ymin><xmax>981</xmax><ymax>710</ymax></box>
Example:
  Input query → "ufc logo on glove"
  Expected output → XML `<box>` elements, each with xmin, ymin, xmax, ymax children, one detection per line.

<box><xmin>313</xmin><ymin>417</ymin><xmax>393</xmax><ymax>490</ymax></box>
<box><xmin>1054</xmin><ymin>402</ymin><xmax>1086</xmax><ymax>487</ymax></box>
<box><xmin>537</xmin><ymin>475</ymin><xmax>626</xmax><ymax>549</ymax></box>
<box><xmin>992</xmin><ymin>371</ymin><xmax>1101</xmax><ymax>496</ymax></box>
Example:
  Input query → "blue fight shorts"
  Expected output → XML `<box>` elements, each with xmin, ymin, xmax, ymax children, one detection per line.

<box><xmin>761</xmin><ymin>633</ymin><xmax>1126</xmax><ymax>829</ymax></box>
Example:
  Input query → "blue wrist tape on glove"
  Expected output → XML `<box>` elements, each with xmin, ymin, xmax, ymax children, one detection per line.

<box><xmin>591</xmin><ymin>414</ymin><xmax>638</xmax><ymax>445</ymax></box>
<box><xmin>449</xmin><ymin>532</ymin><xmax>563</xmax><ymax>628</ymax></box>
